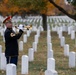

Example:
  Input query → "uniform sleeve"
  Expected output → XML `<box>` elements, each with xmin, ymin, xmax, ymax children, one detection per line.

<box><xmin>5</xmin><ymin>29</ymin><xmax>23</xmax><ymax>40</ymax></box>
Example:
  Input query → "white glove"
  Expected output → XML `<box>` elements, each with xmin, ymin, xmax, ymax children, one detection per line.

<box><xmin>19</xmin><ymin>24</ymin><xmax>24</xmax><ymax>30</ymax></box>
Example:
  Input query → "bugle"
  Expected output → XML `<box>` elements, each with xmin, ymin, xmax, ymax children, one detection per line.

<box><xmin>15</xmin><ymin>24</ymin><xmax>32</xmax><ymax>30</ymax></box>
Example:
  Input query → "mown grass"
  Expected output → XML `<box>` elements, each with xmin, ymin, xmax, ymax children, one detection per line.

<box><xmin>0</xmin><ymin>31</ymin><xmax>76</xmax><ymax>75</ymax></box>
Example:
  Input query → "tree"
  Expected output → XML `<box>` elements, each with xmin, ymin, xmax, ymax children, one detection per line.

<box><xmin>0</xmin><ymin>0</ymin><xmax>9</xmax><ymax>16</ymax></box>
<box><xmin>0</xmin><ymin>0</ymin><xmax>76</xmax><ymax>30</ymax></box>
<box><xmin>5</xmin><ymin>0</ymin><xmax>60</xmax><ymax>31</ymax></box>
<box><xmin>48</xmin><ymin>0</ymin><xmax>76</xmax><ymax>21</ymax></box>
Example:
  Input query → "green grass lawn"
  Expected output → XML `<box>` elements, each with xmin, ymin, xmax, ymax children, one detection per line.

<box><xmin>0</xmin><ymin>31</ymin><xmax>76</xmax><ymax>75</ymax></box>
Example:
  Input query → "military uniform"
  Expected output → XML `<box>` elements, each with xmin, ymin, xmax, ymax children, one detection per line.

<box><xmin>4</xmin><ymin>28</ymin><xmax>23</xmax><ymax>56</ymax></box>
<box><xmin>3</xmin><ymin>16</ymin><xmax>23</xmax><ymax>65</ymax></box>
<box><xmin>4</xmin><ymin>28</ymin><xmax>23</xmax><ymax>65</ymax></box>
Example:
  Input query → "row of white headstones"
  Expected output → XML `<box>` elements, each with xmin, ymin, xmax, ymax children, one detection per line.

<box><xmin>0</xmin><ymin>16</ymin><xmax>75</xmax><ymax>27</ymax></box>
<box><xmin>0</xmin><ymin>26</ymin><xmax>76</xmax><ymax>75</ymax></box>
<box><xmin>0</xmin><ymin>26</ymin><xmax>44</xmax><ymax>75</ymax></box>
<box><xmin>0</xmin><ymin>18</ymin><xmax>76</xmax><ymax>75</ymax></box>
<box><xmin>0</xmin><ymin>25</ymin><xmax>58</xmax><ymax>75</ymax></box>
<box><xmin>45</xmin><ymin>24</ymin><xmax>76</xmax><ymax>75</ymax></box>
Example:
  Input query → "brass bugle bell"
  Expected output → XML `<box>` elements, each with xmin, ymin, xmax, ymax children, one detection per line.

<box><xmin>15</xmin><ymin>24</ymin><xmax>32</xmax><ymax>30</ymax></box>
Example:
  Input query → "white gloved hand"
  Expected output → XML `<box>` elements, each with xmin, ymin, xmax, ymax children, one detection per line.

<box><xmin>19</xmin><ymin>24</ymin><xmax>24</xmax><ymax>30</ymax></box>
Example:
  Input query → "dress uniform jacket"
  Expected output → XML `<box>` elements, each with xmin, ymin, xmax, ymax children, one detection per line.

<box><xmin>4</xmin><ymin>28</ymin><xmax>23</xmax><ymax>57</ymax></box>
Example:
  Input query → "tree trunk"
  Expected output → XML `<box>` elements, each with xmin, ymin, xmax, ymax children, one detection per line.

<box><xmin>42</xmin><ymin>14</ymin><xmax>47</xmax><ymax>31</ymax></box>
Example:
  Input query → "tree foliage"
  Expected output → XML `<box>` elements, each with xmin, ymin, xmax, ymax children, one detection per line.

<box><xmin>0</xmin><ymin>0</ymin><xmax>61</xmax><ymax>16</ymax></box>
<box><xmin>0</xmin><ymin>0</ymin><xmax>76</xmax><ymax>28</ymax></box>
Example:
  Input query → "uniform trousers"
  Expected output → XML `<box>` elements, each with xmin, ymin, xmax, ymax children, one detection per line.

<box><xmin>6</xmin><ymin>56</ymin><xmax>18</xmax><ymax>66</ymax></box>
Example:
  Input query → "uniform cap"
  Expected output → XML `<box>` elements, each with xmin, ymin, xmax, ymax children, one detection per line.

<box><xmin>3</xmin><ymin>16</ymin><xmax>12</xmax><ymax>24</ymax></box>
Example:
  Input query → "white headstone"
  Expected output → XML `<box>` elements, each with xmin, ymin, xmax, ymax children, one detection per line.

<box><xmin>32</xmin><ymin>42</ymin><xmax>37</xmax><ymax>52</ymax></box>
<box><xmin>6</xmin><ymin>64</ymin><xmax>17</xmax><ymax>75</ymax></box>
<box><xmin>47</xmin><ymin>50</ymin><xmax>53</xmax><ymax>58</ymax></box>
<box><xmin>23</xmin><ymin>34</ymin><xmax>27</xmax><ymax>43</ymax></box>
<box><xmin>47</xmin><ymin>24</ymin><xmax>50</xmax><ymax>30</ymax></box>
<box><xmin>60</xmin><ymin>36</ymin><xmax>65</xmax><ymax>47</ymax></box>
<box><xmin>1</xmin><ymin>53</ymin><xmax>6</xmax><ymax>70</ymax></box>
<box><xmin>28</xmin><ymin>48</ymin><xmax>34</xmax><ymax>62</ymax></box>
<box><xmin>37</xmin><ymin>30</ymin><xmax>40</xmax><ymax>37</ymax></box>
<box><xmin>29</xmin><ymin>29</ymin><xmax>32</xmax><ymax>34</ymax></box>
<box><xmin>27</xmin><ymin>30</ymin><xmax>30</xmax><ymax>37</ymax></box>
<box><xmin>47</xmin><ymin>58</ymin><xmax>55</xmax><ymax>70</ymax></box>
<box><xmin>0</xmin><ymin>45</ymin><xmax>2</xmax><ymax>55</ymax></box>
<box><xmin>45</xmin><ymin>70</ymin><xmax>51</xmax><ymax>75</ymax></box>
<box><xmin>3</xmin><ymin>35</ymin><xmax>5</xmax><ymax>42</ymax></box>
<box><xmin>19</xmin><ymin>41</ymin><xmax>23</xmax><ymax>51</ymax></box>
<box><xmin>64</xmin><ymin>44</ymin><xmax>69</xmax><ymax>56</ymax></box>
<box><xmin>39</xmin><ymin>25</ymin><xmax>43</xmax><ymax>31</ymax></box>
<box><xmin>0</xmin><ymin>45</ymin><xmax>2</xmax><ymax>69</ymax></box>
<box><xmin>56</xmin><ymin>26</ymin><xmax>58</xmax><ymax>32</ymax></box>
<box><xmin>45</xmin><ymin>70</ymin><xmax>58</xmax><ymax>75</ymax></box>
<box><xmin>1</xmin><ymin>28</ymin><xmax>4</xmax><ymax>36</ymax></box>
<box><xmin>34</xmin><ymin>35</ymin><xmax>39</xmax><ymax>43</ymax></box>
<box><xmin>68</xmin><ymin>26</ymin><xmax>71</xmax><ymax>35</ymax></box>
<box><xmin>69</xmin><ymin>51</ymin><xmax>75</xmax><ymax>68</ymax></box>
<box><xmin>47</xmin><ymin>35</ymin><xmax>51</xmax><ymax>44</ymax></box>
<box><xmin>47</xmin><ymin>30</ymin><xmax>51</xmax><ymax>36</ymax></box>
<box><xmin>21</xmin><ymin>55</ymin><xmax>29</xmax><ymax>74</ymax></box>
<box><xmin>58</xmin><ymin>30</ymin><xmax>62</xmax><ymax>39</ymax></box>
<box><xmin>71</xmin><ymin>30</ymin><xmax>75</xmax><ymax>40</ymax></box>
<box><xmin>47</xmin><ymin>43</ymin><xmax>52</xmax><ymax>51</ymax></box>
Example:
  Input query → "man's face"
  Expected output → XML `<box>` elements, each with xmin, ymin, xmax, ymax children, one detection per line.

<box><xmin>5</xmin><ymin>21</ymin><xmax>12</xmax><ymax>28</ymax></box>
